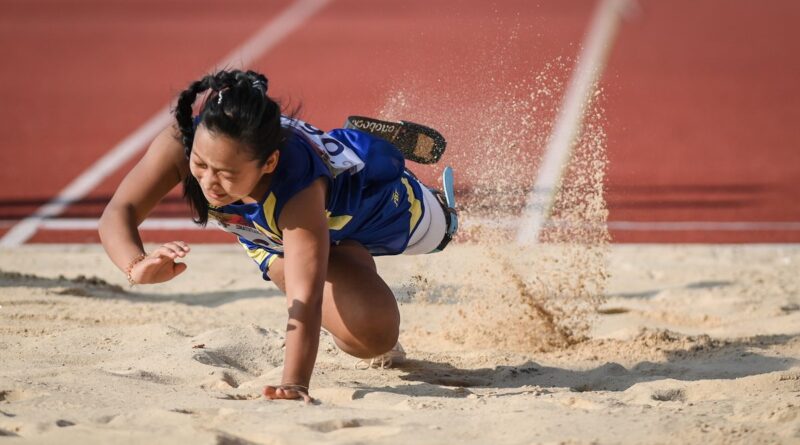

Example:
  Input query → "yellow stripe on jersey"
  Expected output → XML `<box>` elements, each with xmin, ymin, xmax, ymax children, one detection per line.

<box><xmin>253</xmin><ymin>220</ymin><xmax>283</xmax><ymax>244</ymax></box>
<box><xmin>241</xmin><ymin>241</ymin><xmax>270</xmax><ymax>265</ymax></box>
<box><xmin>262</xmin><ymin>192</ymin><xmax>282</xmax><ymax>237</ymax></box>
<box><xmin>400</xmin><ymin>177</ymin><xmax>422</xmax><ymax>234</ymax></box>
<box><xmin>266</xmin><ymin>253</ymin><xmax>279</xmax><ymax>267</ymax></box>
<box><xmin>325</xmin><ymin>210</ymin><xmax>352</xmax><ymax>231</ymax></box>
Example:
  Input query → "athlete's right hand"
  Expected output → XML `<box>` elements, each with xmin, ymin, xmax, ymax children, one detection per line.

<box><xmin>129</xmin><ymin>241</ymin><xmax>191</xmax><ymax>285</ymax></box>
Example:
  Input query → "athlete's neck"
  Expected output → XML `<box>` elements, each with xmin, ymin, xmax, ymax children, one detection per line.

<box><xmin>241</xmin><ymin>173</ymin><xmax>273</xmax><ymax>204</ymax></box>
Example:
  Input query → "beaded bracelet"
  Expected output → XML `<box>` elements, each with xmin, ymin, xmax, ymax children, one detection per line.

<box><xmin>125</xmin><ymin>253</ymin><xmax>147</xmax><ymax>287</ymax></box>
<box><xmin>279</xmin><ymin>383</ymin><xmax>309</xmax><ymax>392</ymax></box>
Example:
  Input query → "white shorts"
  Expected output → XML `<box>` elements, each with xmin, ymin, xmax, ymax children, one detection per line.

<box><xmin>404</xmin><ymin>184</ymin><xmax>447</xmax><ymax>255</ymax></box>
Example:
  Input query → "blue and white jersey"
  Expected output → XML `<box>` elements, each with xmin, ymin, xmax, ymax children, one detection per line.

<box><xmin>207</xmin><ymin>117</ymin><xmax>426</xmax><ymax>279</ymax></box>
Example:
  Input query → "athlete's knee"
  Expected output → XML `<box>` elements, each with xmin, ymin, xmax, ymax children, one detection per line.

<box><xmin>338</xmin><ymin>313</ymin><xmax>399</xmax><ymax>358</ymax></box>
<box><xmin>365</xmin><ymin>317</ymin><xmax>400</xmax><ymax>355</ymax></box>
<box><xmin>353</xmin><ymin>329</ymin><xmax>399</xmax><ymax>358</ymax></box>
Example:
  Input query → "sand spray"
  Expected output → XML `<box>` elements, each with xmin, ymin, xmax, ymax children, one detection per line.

<box><xmin>381</xmin><ymin>55</ymin><xmax>610</xmax><ymax>353</ymax></box>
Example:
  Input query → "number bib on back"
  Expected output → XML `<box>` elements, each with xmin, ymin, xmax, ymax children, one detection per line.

<box><xmin>280</xmin><ymin>117</ymin><xmax>364</xmax><ymax>177</ymax></box>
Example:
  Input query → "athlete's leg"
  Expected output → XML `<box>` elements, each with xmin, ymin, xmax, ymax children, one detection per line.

<box><xmin>267</xmin><ymin>240</ymin><xmax>400</xmax><ymax>359</ymax></box>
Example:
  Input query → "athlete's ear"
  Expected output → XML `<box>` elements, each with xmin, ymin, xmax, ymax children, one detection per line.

<box><xmin>262</xmin><ymin>150</ymin><xmax>280</xmax><ymax>174</ymax></box>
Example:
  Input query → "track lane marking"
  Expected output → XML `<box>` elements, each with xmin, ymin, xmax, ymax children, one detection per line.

<box><xmin>0</xmin><ymin>0</ymin><xmax>331</xmax><ymax>247</ymax></box>
<box><xmin>517</xmin><ymin>0</ymin><xmax>631</xmax><ymax>245</ymax></box>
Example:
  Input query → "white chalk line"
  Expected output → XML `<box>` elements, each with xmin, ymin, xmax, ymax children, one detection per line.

<box><xmin>14</xmin><ymin>218</ymin><xmax>209</xmax><ymax>231</ymax></box>
<box><xmin>4</xmin><ymin>218</ymin><xmax>800</xmax><ymax>232</ymax></box>
<box><xmin>516</xmin><ymin>0</ymin><xmax>630</xmax><ymax>245</ymax></box>
<box><xmin>0</xmin><ymin>0</ymin><xmax>331</xmax><ymax>248</ymax></box>
<box><xmin>468</xmin><ymin>218</ymin><xmax>800</xmax><ymax>232</ymax></box>
<box><xmin>607</xmin><ymin>221</ymin><xmax>800</xmax><ymax>231</ymax></box>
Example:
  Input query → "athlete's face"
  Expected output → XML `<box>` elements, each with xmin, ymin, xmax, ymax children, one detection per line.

<box><xmin>190</xmin><ymin>126</ymin><xmax>278</xmax><ymax>207</ymax></box>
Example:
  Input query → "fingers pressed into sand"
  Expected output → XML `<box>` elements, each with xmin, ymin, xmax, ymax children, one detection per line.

<box><xmin>263</xmin><ymin>386</ymin><xmax>313</xmax><ymax>403</ymax></box>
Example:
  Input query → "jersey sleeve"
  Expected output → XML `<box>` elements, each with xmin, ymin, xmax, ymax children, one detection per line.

<box><xmin>269</xmin><ymin>130</ymin><xmax>333</xmax><ymax>227</ymax></box>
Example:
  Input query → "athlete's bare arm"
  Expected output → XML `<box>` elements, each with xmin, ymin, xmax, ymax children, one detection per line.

<box><xmin>264</xmin><ymin>177</ymin><xmax>329</xmax><ymax>402</ymax></box>
<box><xmin>98</xmin><ymin>125</ymin><xmax>191</xmax><ymax>284</ymax></box>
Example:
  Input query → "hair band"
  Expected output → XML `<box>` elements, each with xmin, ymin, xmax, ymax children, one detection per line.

<box><xmin>252</xmin><ymin>79</ymin><xmax>267</xmax><ymax>94</ymax></box>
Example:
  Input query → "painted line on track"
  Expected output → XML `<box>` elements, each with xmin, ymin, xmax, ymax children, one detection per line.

<box><xmin>516</xmin><ymin>0</ymin><xmax>631</xmax><ymax>245</ymax></box>
<box><xmin>473</xmin><ymin>218</ymin><xmax>800</xmax><ymax>232</ymax></box>
<box><xmin>606</xmin><ymin>221</ymin><xmax>800</xmax><ymax>231</ymax></box>
<box><xmin>34</xmin><ymin>218</ymin><xmax>210</xmax><ymax>231</ymax></box>
<box><xmin>0</xmin><ymin>0</ymin><xmax>331</xmax><ymax>248</ymax></box>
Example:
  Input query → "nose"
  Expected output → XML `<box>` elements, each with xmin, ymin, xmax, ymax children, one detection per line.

<box><xmin>197</xmin><ymin>172</ymin><xmax>219</xmax><ymax>193</ymax></box>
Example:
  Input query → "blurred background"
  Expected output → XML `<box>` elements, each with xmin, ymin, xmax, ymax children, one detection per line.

<box><xmin>1</xmin><ymin>0</ymin><xmax>798</xmax><ymax>244</ymax></box>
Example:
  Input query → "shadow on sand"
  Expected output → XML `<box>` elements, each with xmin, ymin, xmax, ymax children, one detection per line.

<box><xmin>353</xmin><ymin>334</ymin><xmax>799</xmax><ymax>399</ymax></box>
<box><xmin>0</xmin><ymin>269</ymin><xmax>281</xmax><ymax>307</ymax></box>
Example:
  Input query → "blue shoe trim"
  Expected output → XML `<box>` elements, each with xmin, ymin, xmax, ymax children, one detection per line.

<box><xmin>442</xmin><ymin>167</ymin><xmax>458</xmax><ymax>235</ymax></box>
<box><xmin>442</xmin><ymin>167</ymin><xmax>456</xmax><ymax>208</ymax></box>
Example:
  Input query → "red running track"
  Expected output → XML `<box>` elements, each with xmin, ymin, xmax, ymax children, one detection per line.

<box><xmin>0</xmin><ymin>0</ymin><xmax>798</xmax><ymax>244</ymax></box>
<box><xmin>604</xmin><ymin>0</ymin><xmax>800</xmax><ymax>242</ymax></box>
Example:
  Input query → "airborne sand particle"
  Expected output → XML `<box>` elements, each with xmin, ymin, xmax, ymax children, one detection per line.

<box><xmin>382</xmin><ymin>56</ymin><xmax>610</xmax><ymax>353</ymax></box>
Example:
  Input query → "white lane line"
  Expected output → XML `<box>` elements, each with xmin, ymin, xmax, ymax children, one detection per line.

<box><xmin>516</xmin><ymin>0</ymin><xmax>631</xmax><ymax>245</ymax></box>
<box><xmin>607</xmin><ymin>221</ymin><xmax>800</xmax><ymax>231</ymax></box>
<box><xmin>215</xmin><ymin>0</ymin><xmax>330</xmax><ymax>70</ymax></box>
<box><xmin>0</xmin><ymin>0</ymin><xmax>331</xmax><ymax>248</ymax></box>
<box><xmin>4</xmin><ymin>217</ymin><xmax>800</xmax><ymax>232</ymax></box>
<box><xmin>0</xmin><ymin>111</ymin><xmax>172</xmax><ymax>247</ymax></box>
<box><xmin>471</xmin><ymin>217</ymin><xmax>800</xmax><ymax>232</ymax></box>
<box><xmin>35</xmin><ymin>218</ymin><xmax>211</xmax><ymax>231</ymax></box>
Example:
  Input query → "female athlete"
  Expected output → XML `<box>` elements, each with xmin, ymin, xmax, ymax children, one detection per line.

<box><xmin>98</xmin><ymin>69</ymin><xmax>456</xmax><ymax>402</ymax></box>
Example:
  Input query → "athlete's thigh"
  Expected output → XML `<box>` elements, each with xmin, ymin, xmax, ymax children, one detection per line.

<box><xmin>267</xmin><ymin>241</ymin><xmax>399</xmax><ymax>333</ymax></box>
<box><xmin>322</xmin><ymin>241</ymin><xmax>399</xmax><ymax>334</ymax></box>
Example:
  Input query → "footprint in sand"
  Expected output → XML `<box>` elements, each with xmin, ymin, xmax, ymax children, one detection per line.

<box><xmin>200</xmin><ymin>370</ymin><xmax>242</xmax><ymax>390</ymax></box>
<box><xmin>189</xmin><ymin>326</ymin><xmax>284</xmax><ymax>376</ymax></box>
<box><xmin>102</xmin><ymin>368</ymin><xmax>180</xmax><ymax>385</ymax></box>
<box><xmin>192</xmin><ymin>350</ymin><xmax>249</xmax><ymax>373</ymax></box>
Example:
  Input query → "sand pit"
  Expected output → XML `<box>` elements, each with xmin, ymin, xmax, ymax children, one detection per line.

<box><xmin>1</xmin><ymin>243</ymin><xmax>798</xmax><ymax>444</ymax></box>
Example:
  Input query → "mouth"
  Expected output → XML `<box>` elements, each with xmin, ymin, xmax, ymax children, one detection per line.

<box><xmin>206</xmin><ymin>190</ymin><xmax>228</xmax><ymax>200</ymax></box>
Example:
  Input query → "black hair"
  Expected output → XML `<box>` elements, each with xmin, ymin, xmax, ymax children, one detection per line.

<box><xmin>174</xmin><ymin>69</ymin><xmax>285</xmax><ymax>225</ymax></box>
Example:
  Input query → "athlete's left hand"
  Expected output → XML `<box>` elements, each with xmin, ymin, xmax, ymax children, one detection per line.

<box><xmin>129</xmin><ymin>241</ymin><xmax>190</xmax><ymax>285</ymax></box>
<box><xmin>263</xmin><ymin>384</ymin><xmax>313</xmax><ymax>403</ymax></box>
